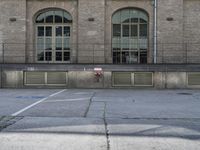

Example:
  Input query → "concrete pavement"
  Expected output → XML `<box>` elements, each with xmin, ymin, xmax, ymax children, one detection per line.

<box><xmin>0</xmin><ymin>89</ymin><xmax>200</xmax><ymax>150</ymax></box>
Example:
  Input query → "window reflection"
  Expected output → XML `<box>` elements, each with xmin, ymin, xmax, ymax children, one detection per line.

<box><xmin>36</xmin><ymin>10</ymin><xmax>72</xmax><ymax>24</ymax></box>
<box><xmin>112</xmin><ymin>8</ymin><xmax>148</xmax><ymax>64</ymax></box>
<box><xmin>36</xmin><ymin>9</ymin><xmax>72</xmax><ymax>62</ymax></box>
<box><xmin>55</xmin><ymin>11</ymin><xmax>63</xmax><ymax>23</ymax></box>
<box><xmin>45</xmin><ymin>11</ymin><xmax>54</xmax><ymax>23</ymax></box>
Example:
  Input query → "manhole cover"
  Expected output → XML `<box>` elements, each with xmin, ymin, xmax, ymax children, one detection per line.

<box><xmin>177</xmin><ymin>93</ymin><xmax>193</xmax><ymax>95</ymax></box>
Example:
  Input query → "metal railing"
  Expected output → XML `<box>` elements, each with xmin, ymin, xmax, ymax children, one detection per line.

<box><xmin>0</xmin><ymin>43</ymin><xmax>200</xmax><ymax>64</ymax></box>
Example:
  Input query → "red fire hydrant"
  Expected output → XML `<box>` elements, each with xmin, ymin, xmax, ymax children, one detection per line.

<box><xmin>94</xmin><ymin>68</ymin><xmax>103</xmax><ymax>82</ymax></box>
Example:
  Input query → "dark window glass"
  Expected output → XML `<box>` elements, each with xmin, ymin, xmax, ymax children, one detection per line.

<box><xmin>38</xmin><ymin>27</ymin><xmax>44</xmax><ymax>36</ymax></box>
<box><xmin>112</xmin><ymin>8</ymin><xmax>148</xmax><ymax>64</ymax></box>
<box><xmin>140</xmin><ymin>18</ymin><xmax>147</xmax><ymax>23</ymax></box>
<box><xmin>55</xmin><ymin>11</ymin><xmax>63</xmax><ymax>23</ymax></box>
<box><xmin>46</xmin><ymin>27</ymin><xmax>52</xmax><ymax>36</ymax></box>
<box><xmin>36</xmin><ymin>13</ymin><xmax>45</xmax><ymax>23</ymax></box>
<box><xmin>64</xmin><ymin>12</ymin><xmax>72</xmax><ymax>23</ymax></box>
<box><xmin>45</xmin><ymin>52</ymin><xmax>52</xmax><ymax>61</ymax></box>
<box><xmin>131</xmin><ymin>25</ymin><xmax>138</xmax><ymax>37</ymax></box>
<box><xmin>64</xmin><ymin>52</ymin><xmax>70</xmax><ymax>61</ymax></box>
<box><xmin>37</xmin><ymin>52</ymin><xmax>44</xmax><ymax>61</ymax></box>
<box><xmin>113</xmin><ymin>48</ymin><xmax>121</xmax><ymax>51</ymax></box>
<box><xmin>113</xmin><ymin>52</ymin><xmax>121</xmax><ymax>64</ymax></box>
<box><xmin>113</xmin><ymin>24</ymin><xmax>121</xmax><ymax>37</ymax></box>
<box><xmin>36</xmin><ymin>10</ymin><xmax>72</xmax><ymax>62</ymax></box>
<box><xmin>56</xmin><ymin>52</ymin><xmax>62</xmax><ymax>61</ymax></box>
<box><xmin>45</xmin><ymin>11</ymin><xmax>54</xmax><ymax>23</ymax></box>
<box><xmin>140</xmin><ymin>52</ymin><xmax>147</xmax><ymax>64</ymax></box>
<box><xmin>131</xmin><ymin>18</ymin><xmax>138</xmax><ymax>23</ymax></box>
<box><xmin>130</xmin><ymin>52</ymin><xmax>138</xmax><ymax>63</ymax></box>
<box><xmin>123</xmin><ymin>25</ymin><xmax>129</xmax><ymax>37</ymax></box>
<box><xmin>64</xmin><ymin>27</ymin><xmax>70</xmax><ymax>37</ymax></box>
<box><xmin>122</xmin><ymin>52</ymin><xmax>129</xmax><ymax>64</ymax></box>
<box><xmin>56</xmin><ymin>26</ymin><xmax>62</xmax><ymax>37</ymax></box>
<box><xmin>123</xmin><ymin>19</ymin><xmax>130</xmax><ymax>23</ymax></box>
<box><xmin>36</xmin><ymin>10</ymin><xmax>72</xmax><ymax>24</ymax></box>
<box><xmin>140</xmin><ymin>24</ymin><xmax>147</xmax><ymax>37</ymax></box>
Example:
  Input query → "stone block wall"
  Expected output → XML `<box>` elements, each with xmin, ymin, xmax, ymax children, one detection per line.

<box><xmin>183</xmin><ymin>0</ymin><xmax>200</xmax><ymax>63</ymax></box>
<box><xmin>0</xmin><ymin>0</ymin><xmax>26</xmax><ymax>63</ymax></box>
<box><xmin>0</xmin><ymin>0</ymin><xmax>200</xmax><ymax>64</ymax></box>
<box><xmin>77</xmin><ymin>0</ymin><xmax>105</xmax><ymax>63</ymax></box>
<box><xmin>157</xmin><ymin>0</ymin><xmax>185</xmax><ymax>63</ymax></box>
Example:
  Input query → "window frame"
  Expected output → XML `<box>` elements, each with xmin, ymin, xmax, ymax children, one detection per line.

<box><xmin>35</xmin><ymin>9</ymin><xmax>72</xmax><ymax>63</ymax></box>
<box><xmin>112</xmin><ymin>8</ymin><xmax>149</xmax><ymax>64</ymax></box>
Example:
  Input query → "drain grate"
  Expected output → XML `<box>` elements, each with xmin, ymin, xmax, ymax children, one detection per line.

<box><xmin>177</xmin><ymin>93</ymin><xmax>193</xmax><ymax>96</ymax></box>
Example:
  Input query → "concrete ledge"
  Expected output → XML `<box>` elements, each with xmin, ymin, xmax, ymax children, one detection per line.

<box><xmin>1</xmin><ymin>64</ymin><xmax>200</xmax><ymax>72</ymax></box>
<box><xmin>0</xmin><ymin>64</ymin><xmax>200</xmax><ymax>89</ymax></box>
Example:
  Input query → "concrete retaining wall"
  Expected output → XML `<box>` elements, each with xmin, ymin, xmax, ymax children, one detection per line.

<box><xmin>2</xmin><ymin>70</ymin><xmax>24</xmax><ymax>88</ymax></box>
<box><xmin>0</xmin><ymin>70</ymin><xmax>199</xmax><ymax>89</ymax></box>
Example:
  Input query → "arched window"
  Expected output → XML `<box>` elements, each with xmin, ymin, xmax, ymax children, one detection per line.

<box><xmin>35</xmin><ymin>9</ymin><xmax>72</xmax><ymax>62</ymax></box>
<box><xmin>112</xmin><ymin>8</ymin><xmax>148</xmax><ymax>64</ymax></box>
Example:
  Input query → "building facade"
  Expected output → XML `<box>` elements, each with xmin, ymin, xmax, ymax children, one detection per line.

<box><xmin>0</xmin><ymin>0</ymin><xmax>200</xmax><ymax>88</ymax></box>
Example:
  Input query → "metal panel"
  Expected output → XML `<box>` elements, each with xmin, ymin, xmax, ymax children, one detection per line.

<box><xmin>188</xmin><ymin>73</ymin><xmax>200</xmax><ymax>85</ymax></box>
<box><xmin>25</xmin><ymin>72</ymin><xmax>45</xmax><ymax>85</ymax></box>
<box><xmin>112</xmin><ymin>72</ymin><xmax>132</xmax><ymax>86</ymax></box>
<box><xmin>47</xmin><ymin>72</ymin><xmax>67</xmax><ymax>85</ymax></box>
<box><xmin>134</xmin><ymin>72</ymin><xmax>153</xmax><ymax>86</ymax></box>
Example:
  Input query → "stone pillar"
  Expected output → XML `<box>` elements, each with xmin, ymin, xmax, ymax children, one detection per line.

<box><xmin>157</xmin><ymin>0</ymin><xmax>184</xmax><ymax>63</ymax></box>
<box><xmin>0</xmin><ymin>0</ymin><xmax>26</xmax><ymax>63</ymax></box>
<box><xmin>78</xmin><ymin>0</ymin><xmax>105</xmax><ymax>63</ymax></box>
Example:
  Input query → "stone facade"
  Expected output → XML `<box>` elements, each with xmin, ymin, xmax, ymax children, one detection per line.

<box><xmin>0</xmin><ymin>0</ymin><xmax>26</xmax><ymax>63</ymax></box>
<box><xmin>0</xmin><ymin>0</ymin><xmax>200</xmax><ymax>64</ymax></box>
<box><xmin>1</xmin><ymin>0</ymin><xmax>200</xmax><ymax>89</ymax></box>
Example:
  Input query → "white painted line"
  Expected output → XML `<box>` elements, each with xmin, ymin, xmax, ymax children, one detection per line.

<box><xmin>49</xmin><ymin>89</ymin><xmax>66</xmax><ymax>97</ymax></box>
<box><xmin>11</xmin><ymin>89</ymin><xmax>66</xmax><ymax>116</ymax></box>
<box><xmin>44</xmin><ymin>97</ymin><xmax>90</xmax><ymax>103</ymax></box>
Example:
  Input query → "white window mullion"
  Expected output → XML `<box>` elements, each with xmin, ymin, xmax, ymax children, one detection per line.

<box><xmin>44</xmin><ymin>25</ymin><xmax>46</xmax><ymax>62</ymax></box>
<box><xmin>53</xmin><ymin>25</ymin><xmax>56</xmax><ymax>62</ymax></box>
<box><xmin>138</xmin><ymin>23</ymin><xmax>140</xmax><ymax>63</ymax></box>
<box><xmin>62</xmin><ymin>25</ymin><xmax>64</xmax><ymax>62</ymax></box>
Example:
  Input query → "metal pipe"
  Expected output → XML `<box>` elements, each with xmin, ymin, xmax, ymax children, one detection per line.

<box><xmin>2</xmin><ymin>43</ymin><xmax>4</xmax><ymax>64</ymax></box>
<box><xmin>153</xmin><ymin>0</ymin><xmax>157</xmax><ymax>63</ymax></box>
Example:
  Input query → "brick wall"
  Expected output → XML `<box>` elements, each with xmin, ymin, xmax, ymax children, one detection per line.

<box><xmin>0</xmin><ymin>0</ymin><xmax>26</xmax><ymax>63</ymax></box>
<box><xmin>0</xmin><ymin>0</ymin><xmax>200</xmax><ymax>64</ymax></box>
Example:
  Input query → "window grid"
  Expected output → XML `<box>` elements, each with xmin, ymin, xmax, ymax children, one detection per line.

<box><xmin>35</xmin><ymin>10</ymin><xmax>72</xmax><ymax>63</ymax></box>
<box><xmin>112</xmin><ymin>9</ymin><xmax>148</xmax><ymax>64</ymax></box>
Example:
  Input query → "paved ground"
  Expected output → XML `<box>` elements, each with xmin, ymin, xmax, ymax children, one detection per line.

<box><xmin>0</xmin><ymin>89</ymin><xmax>200</xmax><ymax>150</ymax></box>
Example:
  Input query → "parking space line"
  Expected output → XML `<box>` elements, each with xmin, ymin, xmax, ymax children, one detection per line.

<box><xmin>11</xmin><ymin>89</ymin><xmax>66</xmax><ymax>116</ymax></box>
<box><xmin>44</xmin><ymin>98</ymin><xmax>91</xmax><ymax>103</ymax></box>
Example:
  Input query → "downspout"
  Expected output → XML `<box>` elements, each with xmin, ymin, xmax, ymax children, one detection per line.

<box><xmin>153</xmin><ymin>0</ymin><xmax>157</xmax><ymax>63</ymax></box>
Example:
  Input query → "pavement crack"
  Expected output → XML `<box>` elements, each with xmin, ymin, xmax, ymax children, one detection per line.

<box><xmin>103</xmin><ymin>102</ymin><xmax>110</xmax><ymax>150</ymax></box>
<box><xmin>84</xmin><ymin>92</ymin><xmax>96</xmax><ymax>117</ymax></box>
<box><xmin>0</xmin><ymin>116</ymin><xmax>23</xmax><ymax>132</ymax></box>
